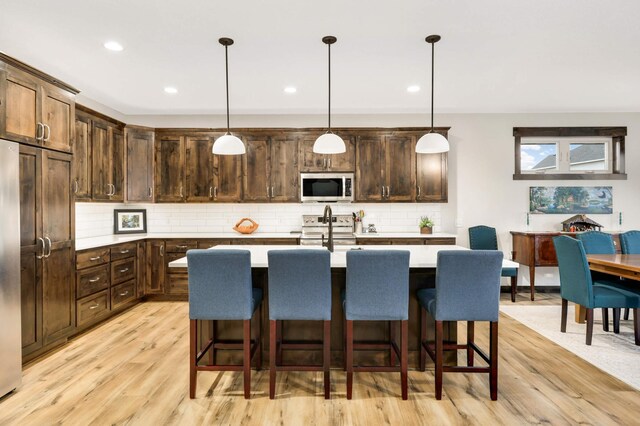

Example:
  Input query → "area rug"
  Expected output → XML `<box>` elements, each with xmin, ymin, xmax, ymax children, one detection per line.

<box><xmin>500</xmin><ymin>304</ymin><xmax>640</xmax><ymax>390</ymax></box>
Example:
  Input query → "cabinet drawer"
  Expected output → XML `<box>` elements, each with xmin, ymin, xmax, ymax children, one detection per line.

<box><xmin>77</xmin><ymin>247</ymin><xmax>110</xmax><ymax>269</ymax></box>
<box><xmin>166</xmin><ymin>240</ymin><xmax>198</xmax><ymax>253</ymax></box>
<box><xmin>77</xmin><ymin>290</ymin><xmax>110</xmax><ymax>327</ymax></box>
<box><xmin>112</xmin><ymin>280</ymin><xmax>137</xmax><ymax>309</ymax></box>
<box><xmin>76</xmin><ymin>264</ymin><xmax>110</xmax><ymax>298</ymax></box>
<box><xmin>110</xmin><ymin>243</ymin><xmax>137</xmax><ymax>261</ymax></box>
<box><xmin>167</xmin><ymin>273</ymin><xmax>189</xmax><ymax>295</ymax></box>
<box><xmin>111</xmin><ymin>257</ymin><xmax>136</xmax><ymax>285</ymax></box>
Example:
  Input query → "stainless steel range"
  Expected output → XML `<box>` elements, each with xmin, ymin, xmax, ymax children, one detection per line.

<box><xmin>300</xmin><ymin>214</ymin><xmax>355</xmax><ymax>246</ymax></box>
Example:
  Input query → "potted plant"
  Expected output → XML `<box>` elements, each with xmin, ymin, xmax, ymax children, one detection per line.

<box><xmin>419</xmin><ymin>216</ymin><xmax>434</xmax><ymax>234</ymax></box>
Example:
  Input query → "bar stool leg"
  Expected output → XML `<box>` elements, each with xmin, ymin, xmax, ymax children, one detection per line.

<box><xmin>390</xmin><ymin>320</ymin><xmax>397</xmax><ymax>367</ymax></box>
<box><xmin>420</xmin><ymin>307</ymin><xmax>427</xmax><ymax>372</ymax></box>
<box><xmin>401</xmin><ymin>320</ymin><xmax>408</xmax><ymax>400</ymax></box>
<box><xmin>467</xmin><ymin>321</ymin><xmax>475</xmax><ymax>367</ymax></box>
<box><xmin>346</xmin><ymin>320</ymin><xmax>354</xmax><ymax>400</ymax></box>
<box><xmin>490</xmin><ymin>321</ymin><xmax>499</xmax><ymax>401</ymax></box>
<box><xmin>256</xmin><ymin>304</ymin><xmax>262</xmax><ymax>370</ymax></box>
<box><xmin>269</xmin><ymin>320</ymin><xmax>276</xmax><ymax>399</ymax></box>
<box><xmin>602</xmin><ymin>309</ymin><xmax>609</xmax><ymax>332</ymax></box>
<box><xmin>190</xmin><ymin>319</ymin><xmax>197</xmax><ymax>399</ymax></box>
<box><xmin>324</xmin><ymin>320</ymin><xmax>331</xmax><ymax>399</ymax></box>
<box><xmin>586</xmin><ymin>309</ymin><xmax>594</xmax><ymax>346</ymax></box>
<box><xmin>209</xmin><ymin>320</ymin><xmax>215</xmax><ymax>365</ymax></box>
<box><xmin>243</xmin><ymin>319</ymin><xmax>251</xmax><ymax>399</ymax></box>
<box><xmin>435</xmin><ymin>320</ymin><xmax>443</xmax><ymax>400</ymax></box>
<box><xmin>613</xmin><ymin>308</ymin><xmax>621</xmax><ymax>334</ymax></box>
<box><xmin>510</xmin><ymin>276</ymin><xmax>517</xmax><ymax>302</ymax></box>
<box><xmin>276</xmin><ymin>320</ymin><xmax>283</xmax><ymax>366</ymax></box>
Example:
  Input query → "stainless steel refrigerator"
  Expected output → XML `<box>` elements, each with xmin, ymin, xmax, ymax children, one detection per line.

<box><xmin>0</xmin><ymin>140</ymin><xmax>21</xmax><ymax>397</ymax></box>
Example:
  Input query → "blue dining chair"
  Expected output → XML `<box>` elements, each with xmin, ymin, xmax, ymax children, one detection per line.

<box><xmin>620</xmin><ymin>230</ymin><xmax>640</xmax><ymax>321</ymax></box>
<box><xmin>469</xmin><ymin>225</ymin><xmax>519</xmax><ymax>302</ymax></box>
<box><xmin>267</xmin><ymin>249</ymin><xmax>332</xmax><ymax>399</ymax></box>
<box><xmin>417</xmin><ymin>250</ymin><xmax>503</xmax><ymax>400</ymax></box>
<box><xmin>344</xmin><ymin>250</ymin><xmax>410</xmax><ymax>400</ymax></box>
<box><xmin>577</xmin><ymin>231</ymin><xmax>620</xmax><ymax>331</ymax></box>
<box><xmin>187</xmin><ymin>249</ymin><xmax>263</xmax><ymax>399</ymax></box>
<box><xmin>553</xmin><ymin>236</ymin><xmax>640</xmax><ymax>345</ymax></box>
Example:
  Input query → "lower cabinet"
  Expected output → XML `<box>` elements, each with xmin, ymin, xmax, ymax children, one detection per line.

<box><xmin>75</xmin><ymin>242</ymin><xmax>139</xmax><ymax>331</ymax></box>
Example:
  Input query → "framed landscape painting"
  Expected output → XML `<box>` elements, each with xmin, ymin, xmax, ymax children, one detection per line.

<box><xmin>114</xmin><ymin>209</ymin><xmax>147</xmax><ymax>234</ymax></box>
<box><xmin>529</xmin><ymin>186</ymin><xmax>612</xmax><ymax>214</ymax></box>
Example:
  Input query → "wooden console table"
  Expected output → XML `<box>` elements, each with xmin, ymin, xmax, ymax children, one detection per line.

<box><xmin>510</xmin><ymin>231</ymin><xmax>621</xmax><ymax>301</ymax></box>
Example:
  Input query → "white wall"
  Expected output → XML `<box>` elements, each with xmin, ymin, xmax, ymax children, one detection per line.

<box><xmin>77</xmin><ymin>109</ymin><xmax>640</xmax><ymax>286</ymax></box>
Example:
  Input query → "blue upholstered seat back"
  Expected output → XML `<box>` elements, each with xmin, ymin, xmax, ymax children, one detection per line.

<box><xmin>187</xmin><ymin>249</ymin><xmax>253</xmax><ymax>320</ymax></box>
<box><xmin>345</xmin><ymin>250</ymin><xmax>410</xmax><ymax>321</ymax></box>
<box><xmin>577</xmin><ymin>231</ymin><xmax>615</xmax><ymax>254</ymax></box>
<box><xmin>620</xmin><ymin>230</ymin><xmax>640</xmax><ymax>254</ymax></box>
<box><xmin>553</xmin><ymin>236</ymin><xmax>594</xmax><ymax>308</ymax></box>
<box><xmin>434</xmin><ymin>250</ymin><xmax>503</xmax><ymax>321</ymax></box>
<box><xmin>468</xmin><ymin>226</ymin><xmax>498</xmax><ymax>250</ymax></box>
<box><xmin>267</xmin><ymin>249</ymin><xmax>332</xmax><ymax>321</ymax></box>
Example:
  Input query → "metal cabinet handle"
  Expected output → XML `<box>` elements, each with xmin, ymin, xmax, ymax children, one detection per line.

<box><xmin>328</xmin><ymin>158</ymin><xmax>332</xmax><ymax>169</ymax></box>
<box><xmin>37</xmin><ymin>237</ymin><xmax>45</xmax><ymax>259</ymax></box>
<box><xmin>209</xmin><ymin>186</ymin><xmax>213</xmax><ymax>199</ymax></box>
<box><xmin>271</xmin><ymin>186</ymin><xmax>274</xmax><ymax>198</ymax></box>
<box><xmin>44</xmin><ymin>237</ymin><xmax>52</xmax><ymax>258</ymax></box>
<box><xmin>120</xmin><ymin>249</ymin><xmax>130</xmax><ymax>254</ymax></box>
<box><xmin>73</xmin><ymin>179</ymin><xmax>79</xmax><ymax>194</ymax></box>
<box><xmin>119</xmin><ymin>290</ymin><xmax>129</xmax><ymax>297</ymax></box>
<box><xmin>148</xmin><ymin>187</ymin><xmax>153</xmax><ymax>198</ymax></box>
<box><xmin>381</xmin><ymin>186</ymin><xmax>386</xmax><ymax>198</ymax></box>
<box><xmin>214</xmin><ymin>186</ymin><xmax>218</xmax><ymax>199</ymax></box>
<box><xmin>119</xmin><ymin>268</ymin><xmax>129</xmax><ymax>273</ymax></box>
<box><xmin>89</xmin><ymin>256</ymin><xmax>101</xmax><ymax>261</ymax></box>
<box><xmin>43</xmin><ymin>124</ymin><xmax>51</xmax><ymax>142</ymax></box>
<box><xmin>36</xmin><ymin>123</ymin><xmax>44</xmax><ymax>141</ymax></box>
<box><xmin>89</xmin><ymin>304</ymin><xmax>100</xmax><ymax>310</ymax></box>
<box><xmin>323</xmin><ymin>158</ymin><xmax>327</xmax><ymax>169</ymax></box>
<box><xmin>89</xmin><ymin>277</ymin><xmax>101</xmax><ymax>283</ymax></box>
<box><xmin>179</xmin><ymin>185</ymin><xmax>184</xmax><ymax>198</ymax></box>
<box><xmin>175</xmin><ymin>245</ymin><xmax>188</xmax><ymax>249</ymax></box>
<box><xmin>111</xmin><ymin>184</ymin><xmax>117</xmax><ymax>196</ymax></box>
<box><xmin>387</xmin><ymin>186</ymin><xmax>391</xmax><ymax>198</ymax></box>
<box><xmin>160</xmin><ymin>245</ymin><xmax>164</xmax><ymax>256</ymax></box>
<box><xmin>417</xmin><ymin>186</ymin><xmax>421</xmax><ymax>197</ymax></box>
<box><xmin>266</xmin><ymin>185</ymin><xmax>270</xmax><ymax>197</ymax></box>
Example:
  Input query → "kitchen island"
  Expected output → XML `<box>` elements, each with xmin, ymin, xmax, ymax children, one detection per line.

<box><xmin>170</xmin><ymin>245</ymin><xmax>518</xmax><ymax>367</ymax></box>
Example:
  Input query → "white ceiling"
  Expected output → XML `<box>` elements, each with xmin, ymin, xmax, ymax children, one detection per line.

<box><xmin>1</xmin><ymin>0</ymin><xmax>639</xmax><ymax>115</ymax></box>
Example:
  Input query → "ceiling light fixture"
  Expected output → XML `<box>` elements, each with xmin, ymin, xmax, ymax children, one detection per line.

<box><xmin>212</xmin><ymin>37</ymin><xmax>246</xmax><ymax>155</ymax></box>
<box><xmin>313</xmin><ymin>36</ymin><xmax>346</xmax><ymax>154</ymax></box>
<box><xmin>164</xmin><ymin>86</ymin><xmax>178</xmax><ymax>94</ymax></box>
<box><xmin>416</xmin><ymin>35</ymin><xmax>449</xmax><ymax>154</ymax></box>
<box><xmin>407</xmin><ymin>85</ymin><xmax>420</xmax><ymax>93</ymax></box>
<box><xmin>103</xmin><ymin>41</ymin><xmax>124</xmax><ymax>52</ymax></box>
<box><xmin>284</xmin><ymin>86</ymin><xmax>297</xmax><ymax>94</ymax></box>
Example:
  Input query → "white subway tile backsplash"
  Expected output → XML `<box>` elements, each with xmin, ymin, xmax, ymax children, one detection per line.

<box><xmin>75</xmin><ymin>202</ymin><xmax>443</xmax><ymax>239</ymax></box>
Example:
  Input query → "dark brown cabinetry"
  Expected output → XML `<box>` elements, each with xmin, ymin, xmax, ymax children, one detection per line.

<box><xmin>185</xmin><ymin>136</ymin><xmax>214</xmax><ymax>202</ymax></box>
<box><xmin>355</xmin><ymin>134</ymin><xmax>386</xmax><ymax>201</ymax></box>
<box><xmin>19</xmin><ymin>145</ymin><xmax>75</xmax><ymax>362</ymax></box>
<box><xmin>415</xmin><ymin>130</ymin><xmax>448</xmax><ymax>202</ymax></box>
<box><xmin>91</xmin><ymin>123</ymin><xmax>124</xmax><ymax>201</ymax></box>
<box><xmin>298</xmin><ymin>133</ymin><xmax>355</xmax><ymax>172</ymax></box>
<box><xmin>155</xmin><ymin>135</ymin><xmax>185</xmax><ymax>202</ymax></box>
<box><xmin>145</xmin><ymin>240</ymin><xmax>166</xmax><ymax>294</ymax></box>
<box><xmin>73</xmin><ymin>112</ymin><xmax>92</xmax><ymax>199</ymax></box>
<box><xmin>125</xmin><ymin>126</ymin><xmax>154</xmax><ymax>202</ymax></box>
<box><xmin>1</xmin><ymin>55</ymin><xmax>77</xmax><ymax>153</ymax></box>
<box><xmin>243</xmin><ymin>134</ymin><xmax>298</xmax><ymax>202</ymax></box>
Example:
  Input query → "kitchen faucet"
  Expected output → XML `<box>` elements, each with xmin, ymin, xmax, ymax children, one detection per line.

<box><xmin>322</xmin><ymin>204</ymin><xmax>334</xmax><ymax>252</ymax></box>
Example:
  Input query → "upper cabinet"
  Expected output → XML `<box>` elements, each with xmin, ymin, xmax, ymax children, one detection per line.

<box><xmin>415</xmin><ymin>130</ymin><xmax>448</xmax><ymax>202</ymax></box>
<box><xmin>73</xmin><ymin>112</ymin><xmax>92</xmax><ymax>199</ymax></box>
<box><xmin>355</xmin><ymin>134</ymin><xmax>386</xmax><ymax>201</ymax></box>
<box><xmin>0</xmin><ymin>54</ymin><xmax>77</xmax><ymax>153</ymax></box>
<box><xmin>155</xmin><ymin>135</ymin><xmax>186</xmax><ymax>202</ymax></box>
<box><xmin>125</xmin><ymin>126</ymin><xmax>154</xmax><ymax>202</ymax></box>
<box><xmin>384</xmin><ymin>134</ymin><xmax>416</xmax><ymax>202</ymax></box>
<box><xmin>299</xmin><ymin>132</ymin><xmax>355</xmax><ymax>172</ymax></box>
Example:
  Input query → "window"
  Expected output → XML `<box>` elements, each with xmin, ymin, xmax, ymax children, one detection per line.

<box><xmin>513</xmin><ymin>127</ymin><xmax>626</xmax><ymax>180</ymax></box>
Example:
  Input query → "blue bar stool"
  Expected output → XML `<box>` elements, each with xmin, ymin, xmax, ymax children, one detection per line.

<box><xmin>267</xmin><ymin>249</ymin><xmax>332</xmax><ymax>399</ymax></box>
<box><xmin>187</xmin><ymin>249</ymin><xmax>263</xmax><ymax>399</ymax></box>
<box><xmin>344</xmin><ymin>250</ymin><xmax>410</xmax><ymax>400</ymax></box>
<box><xmin>469</xmin><ymin>225</ymin><xmax>518</xmax><ymax>302</ymax></box>
<box><xmin>417</xmin><ymin>250</ymin><xmax>503</xmax><ymax>400</ymax></box>
<box><xmin>620</xmin><ymin>230</ymin><xmax>640</xmax><ymax>321</ymax></box>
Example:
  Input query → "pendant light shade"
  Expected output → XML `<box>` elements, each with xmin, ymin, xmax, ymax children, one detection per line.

<box><xmin>313</xmin><ymin>36</ymin><xmax>346</xmax><ymax>154</ymax></box>
<box><xmin>416</xmin><ymin>35</ymin><xmax>449</xmax><ymax>154</ymax></box>
<box><xmin>213</xmin><ymin>37</ymin><xmax>246</xmax><ymax>155</ymax></box>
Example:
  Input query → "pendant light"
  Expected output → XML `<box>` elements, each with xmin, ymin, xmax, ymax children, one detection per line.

<box><xmin>416</xmin><ymin>35</ymin><xmax>449</xmax><ymax>154</ymax></box>
<box><xmin>212</xmin><ymin>37</ymin><xmax>246</xmax><ymax>155</ymax></box>
<box><xmin>313</xmin><ymin>36</ymin><xmax>346</xmax><ymax>154</ymax></box>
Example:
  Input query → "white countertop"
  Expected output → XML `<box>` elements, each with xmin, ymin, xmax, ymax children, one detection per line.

<box><xmin>168</xmin><ymin>244</ymin><xmax>518</xmax><ymax>270</ymax></box>
<box><xmin>355</xmin><ymin>232</ymin><xmax>457</xmax><ymax>239</ymax></box>
<box><xmin>75</xmin><ymin>232</ymin><xmax>302</xmax><ymax>251</ymax></box>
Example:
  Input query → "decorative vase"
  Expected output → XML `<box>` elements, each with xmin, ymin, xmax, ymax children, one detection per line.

<box><xmin>354</xmin><ymin>222</ymin><xmax>362</xmax><ymax>234</ymax></box>
<box><xmin>420</xmin><ymin>226</ymin><xmax>432</xmax><ymax>234</ymax></box>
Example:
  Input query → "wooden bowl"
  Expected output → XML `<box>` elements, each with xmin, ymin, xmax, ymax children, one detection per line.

<box><xmin>233</xmin><ymin>218</ymin><xmax>259</xmax><ymax>234</ymax></box>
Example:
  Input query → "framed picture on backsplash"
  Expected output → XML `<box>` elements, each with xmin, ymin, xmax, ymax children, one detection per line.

<box><xmin>114</xmin><ymin>209</ymin><xmax>147</xmax><ymax>234</ymax></box>
<box><xmin>529</xmin><ymin>186</ymin><xmax>612</xmax><ymax>214</ymax></box>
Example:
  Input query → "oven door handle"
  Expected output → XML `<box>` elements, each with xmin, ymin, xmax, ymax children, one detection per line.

<box><xmin>342</xmin><ymin>176</ymin><xmax>346</xmax><ymax>198</ymax></box>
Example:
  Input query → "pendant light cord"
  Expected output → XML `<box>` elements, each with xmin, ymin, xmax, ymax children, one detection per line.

<box><xmin>430</xmin><ymin>40</ymin><xmax>435</xmax><ymax>131</ymax></box>
<box><xmin>328</xmin><ymin>42</ymin><xmax>331</xmax><ymax>132</ymax></box>
<box><xmin>225</xmin><ymin>44</ymin><xmax>230</xmax><ymax>134</ymax></box>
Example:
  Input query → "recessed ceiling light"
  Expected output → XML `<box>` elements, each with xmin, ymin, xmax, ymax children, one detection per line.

<box><xmin>164</xmin><ymin>86</ymin><xmax>178</xmax><ymax>94</ymax></box>
<box><xmin>103</xmin><ymin>41</ymin><xmax>124</xmax><ymax>52</ymax></box>
<box><xmin>407</xmin><ymin>85</ymin><xmax>421</xmax><ymax>93</ymax></box>
<box><xmin>284</xmin><ymin>86</ymin><xmax>297</xmax><ymax>94</ymax></box>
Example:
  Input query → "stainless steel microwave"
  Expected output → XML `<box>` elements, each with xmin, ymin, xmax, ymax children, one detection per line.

<box><xmin>300</xmin><ymin>173</ymin><xmax>354</xmax><ymax>202</ymax></box>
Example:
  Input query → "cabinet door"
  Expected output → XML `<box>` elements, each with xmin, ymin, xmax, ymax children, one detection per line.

<box><xmin>185</xmin><ymin>136</ymin><xmax>214</xmax><ymax>202</ymax></box>
<box><xmin>243</xmin><ymin>136</ymin><xmax>270</xmax><ymax>202</ymax></box>
<box><xmin>355</xmin><ymin>135</ymin><xmax>385</xmax><ymax>201</ymax></box>
<box><xmin>416</xmin><ymin>152</ymin><xmax>448</xmax><ymax>202</ymax></box>
<box><xmin>270</xmin><ymin>137</ymin><xmax>299</xmax><ymax>202</ymax></box>
<box><xmin>91</xmin><ymin>121</ymin><xmax>111</xmax><ymax>200</ymax></box>
<box><xmin>41</xmin><ymin>86</ymin><xmax>74</xmax><ymax>153</ymax></box>
<box><xmin>73</xmin><ymin>113</ymin><xmax>92</xmax><ymax>199</ymax></box>
<box><xmin>1</xmin><ymin>68</ymin><xmax>41</xmax><ymax>145</ymax></box>
<box><xmin>146</xmin><ymin>241</ymin><xmax>166</xmax><ymax>294</ymax></box>
<box><xmin>42</xmin><ymin>246</ymin><xmax>75</xmax><ymax>343</ymax></box>
<box><xmin>299</xmin><ymin>135</ymin><xmax>327</xmax><ymax>171</ymax></box>
<box><xmin>125</xmin><ymin>128</ymin><xmax>154</xmax><ymax>202</ymax></box>
<box><xmin>385</xmin><ymin>135</ymin><xmax>415</xmax><ymax>201</ymax></box>
<box><xmin>109</xmin><ymin>127</ymin><xmax>125</xmax><ymax>201</ymax></box>
<box><xmin>42</xmin><ymin>150</ymin><xmax>73</xmax><ymax>244</ymax></box>
<box><xmin>327</xmin><ymin>133</ymin><xmax>355</xmax><ymax>171</ymax></box>
<box><xmin>137</xmin><ymin>241</ymin><xmax>146</xmax><ymax>298</ymax></box>
<box><xmin>214</xmin><ymin>153</ymin><xmax>243</xmax><ymax>201</ymax></box>
<box><xmin>155</xmin><ymin>136</ymin><xmax>185</xmax><ymax>202</ymax></box>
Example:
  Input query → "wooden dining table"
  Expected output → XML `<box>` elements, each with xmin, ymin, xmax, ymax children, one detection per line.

<box><xmin>574</xmin><ymin>254</ymin><xmax>640</xmax><ymax>322</ymax></box>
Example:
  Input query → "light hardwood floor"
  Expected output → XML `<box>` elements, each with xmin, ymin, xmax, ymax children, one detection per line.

<box><xmin>1</xmin><ymin>296</ymin><xmax>638</xmax><ymax>425</ymax></box>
